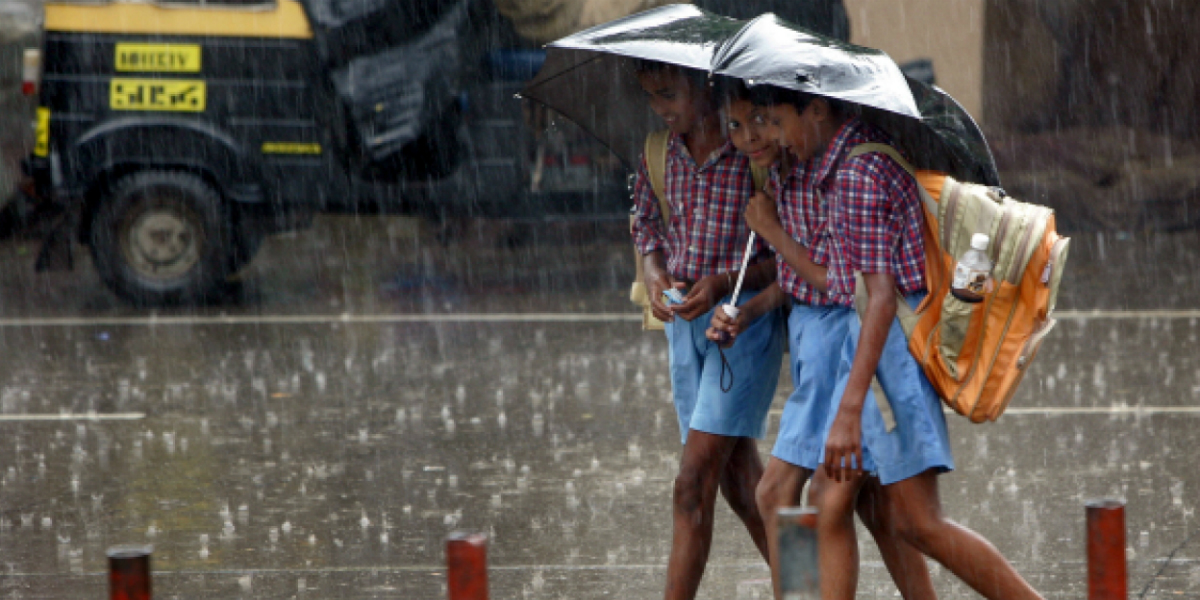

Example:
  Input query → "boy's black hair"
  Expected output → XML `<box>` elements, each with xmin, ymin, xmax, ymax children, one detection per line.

<box><xmin>631</xmin><ymin>58</ymin><xmax>672</xmax><ymax>74</ymax></box>
<box><xmin>631</xmin><ymin>58</ymin><xmax>709</xmax><ymax>89</ymax></box>
<box><xmin>711</xmin><ymin>75</ymin><xmax>753</xmax><ymax>104</ymax></box>
<box><xmin>744</xmin><ymin>83</ymin><xmax>851</xmax><ymax>117</ymax></box>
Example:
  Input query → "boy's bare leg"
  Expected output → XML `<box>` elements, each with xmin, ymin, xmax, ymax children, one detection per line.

<box><xmin>882</xmin><ymin>470</ymin><xmax>1043</xmax><ymax>600</ymax></box>
<box><xmin>754</xmin><ymin>457</ymin><xmax>811</xmax><ymax>600</ymax></box>
<box><xmin>663</xmin><ymin>430</ymin><xmax>740</xmax><ymax>600</ymax></box>
<box><xmin>856</xmin><ymin>478</ymin><xmax>938</xmax><ymax>600</ymax></box>
<box><xmin>812</xmin><ymin>468</ymin><xmax>867</xmax><ymax>600</ymax></box>
<box><xmin>719</xmin><ymin>437</ymin><xmax>769</xmax><ymax>560</ymax></box>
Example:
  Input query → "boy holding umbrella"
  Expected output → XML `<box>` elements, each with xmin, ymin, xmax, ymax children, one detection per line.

<box><xmin>630</xmin><ymin>59</ymin><xmax>784</xmax><ymax>600</ymax></box>
<box><xmin>710</xmin><ymin>79</ymin><xmax>937</xmax><ymax>600</ymax></box>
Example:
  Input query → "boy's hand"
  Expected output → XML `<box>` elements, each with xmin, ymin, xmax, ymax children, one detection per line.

<box><xmin>745</xmin><ymin>189</ymin><xmax>784</xmax><ymax>243</ymax></box>
<box><xmin>705</xmin><ymin>304</ymin><xmax>742</xmax><ymax>348</ymax></box>
<box><xmin>673</xmin><ymin>274</ymin><xmax>727</xmax><ymax>321</ymax></box>
<box><xmin>647</xmin><ymin>273</ymin><xmax>683</xmax><ymax>322</ymax></box>
<box><xmin>824</xmin><ymin>407</ymin><xmax>864</xmax><ymax>483</ymax></box>
<box><xmin>707</xmin><ymin>284</ymin><xmax>784</xmax><ymax>347</ymax></box>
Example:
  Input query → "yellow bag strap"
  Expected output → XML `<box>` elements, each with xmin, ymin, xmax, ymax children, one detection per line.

<box><xmin>630</xmin><ymin>129</ymin><xmax>673</xmax><ymax>332</ymax></box>
<box><xmin>750</xmin><ymin>163</ymin><xmax>768</xmax><ymax>191</ymax></box>
<box><xmin>644</xmin><ymin>129</ymin><xmax>672</xmax><ymax>226</ymax></box>
<box><xmin>848</xmin><ymin>143</ymin><xmax>939</xmax><ymax>217</ymax></box>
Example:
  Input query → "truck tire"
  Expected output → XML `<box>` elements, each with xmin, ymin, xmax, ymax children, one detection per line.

<box><xmin>90</xmin><ymin>171</ymin><xmax>235</xmax><ymax>306</ymax></box>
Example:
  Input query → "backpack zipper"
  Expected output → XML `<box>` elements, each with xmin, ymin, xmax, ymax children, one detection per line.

<box><xmin>1043</xmin><ymin>237</ymin><xmax>1071</xmax><ymax>312</ymax></box>
<box><xmin>970</xmin><ymin>287</ymin><xmax>1026</xmax><ymax>420</ymax></box>
<box><xmin>1007</xmin><ymin>207</ymin><xmax>1051</xmax><ymax>284</ymax></box>
<box><xmin>995</xmin><ymin>317</ymin><xmax>1059</xmax><ymax>417</ymax></box>
<box><xmin>991</xmin><ymin>205</ymin><xmax>1014</xmax><ymax>265</ymax></box>
<box><xmin>1017</xmin><ymin>317</ymin><xmax>1057</xmax><ymax>369</ymax></box>
<box><xmin>941</xmin><ymin>180</ymin><xmax>964</xmax><ymax>251</ymax></box>
<box><xmin>1003</xmin><ymin>207</ymin><xmax>1035</xmax><ymax>284</ymax></box>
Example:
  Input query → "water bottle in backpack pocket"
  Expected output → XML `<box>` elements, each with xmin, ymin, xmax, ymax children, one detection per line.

<box><xmin>950</xmin><ymin>233</ymin><xmax>993</xmax><ymax>303</ymax></box>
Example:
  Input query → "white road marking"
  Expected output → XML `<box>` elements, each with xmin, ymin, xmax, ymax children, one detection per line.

<box><xmin>1001</xmin><ymin>405</ymin><xmax>1200</xmax><ymax>415</ymax></box>
<box><xmin>0</xmin><ymin>412</ymin><xmax>145</xmax><ymax>422</ymax></box>
<box><xmin>0</xmin><ymin>308</ymin><xmax>1195</xmax><ymax>328</ymax></box>
<box><xmin>1054</xmin><ymin>309</ymin><xmax>1200</xmax><ymax>320</ymax></box>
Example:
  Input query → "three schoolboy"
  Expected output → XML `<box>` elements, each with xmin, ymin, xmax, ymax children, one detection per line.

<box><xmin>632</xmin><ymin>58</ymin><xmax>1044</xmax><ymax>599</ymax></box>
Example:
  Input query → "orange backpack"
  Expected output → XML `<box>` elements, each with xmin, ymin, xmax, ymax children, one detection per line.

<box><xmin>850</xmin><ymin>144</ymin><xmax>1071</xmax><ymax>424</ymax></box>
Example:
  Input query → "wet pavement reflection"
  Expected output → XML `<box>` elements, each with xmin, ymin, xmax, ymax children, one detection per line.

<box><xmin>0</xmin><ymin>215</ymin><xmax>1198</xmax><ymax>598</ymax></box>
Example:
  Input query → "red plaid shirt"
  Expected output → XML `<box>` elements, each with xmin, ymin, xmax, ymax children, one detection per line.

<box><xmin>821</xmin><ymin>119</ymin><xmax>927</xmax><ymax>306</ymax></box>
<box><xmin>770</xmin><ymin>160</ymin><xmax>835</xmax><ymax>306</ymax></box>
<box><xmin>631</xmin><ymin>133</ymin><xmax>770</xmax><ymax>282</ymax></box>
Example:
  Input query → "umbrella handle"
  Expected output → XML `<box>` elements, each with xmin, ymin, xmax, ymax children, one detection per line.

<box><xmin>727</xmin><ymin>232</ymin><xmax>756</xmax><ymax>308</ymax></box>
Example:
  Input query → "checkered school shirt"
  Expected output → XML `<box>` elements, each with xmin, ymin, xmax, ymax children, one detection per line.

<box><xmin>770</xmin><ymin>159</ymin><xmax>834</xmax><ymax>306</ymax></box>
<box><xmin>819</xmin><ymin>118</ymin><xmax>927</xmax><ymax>306</ymax></box>
<box><xmin>631</xmin><ymin>133</ymin><xmax>769</xmax><ymax>282</ymax></box>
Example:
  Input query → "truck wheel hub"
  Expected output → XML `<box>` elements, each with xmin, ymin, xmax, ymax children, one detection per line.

<box><xmin>124</xmin><ymin>208</ymin><xmax>201</xmax><ymax>278</ymax></box>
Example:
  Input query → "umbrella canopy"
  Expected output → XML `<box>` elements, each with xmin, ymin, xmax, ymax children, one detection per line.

<box><xmin>712</xmin><ymin>13</ymin><xmax>1000</xmax><ymax>185</ymax></box>
<box><xmin>521</xmin><ymin>4</ymin><xmax>744</xmax><ymax>168</ymax></box>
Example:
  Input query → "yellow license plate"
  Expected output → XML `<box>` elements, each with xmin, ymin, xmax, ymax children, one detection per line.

<box><xmin>34</xmin><ymin>107</ymin><xmax>50</xmax><ymax>157</ymax></box>
<box><xmin>261</xmin><ymin>142</ymin><xmax>322</xmax><ymax>155</ymax></box>
<box><xmin>115</xmin><ymin>43</ymin><xmax>201</xmax><ymax>73</ymax></box>
<box><xmin>110</xmin><ymin>79</ymin><xmax>206</xmax><ymax>112</ymax></box>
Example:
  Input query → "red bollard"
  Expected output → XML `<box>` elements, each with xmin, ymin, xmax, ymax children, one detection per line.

<box><xmin>107</xmin><ymin>545</ymin><xmax>152</xmax><ymax>600</ymax></box>
<box><xmin>446</xmin><ymin>532</ymin><xmax>488</xmax><ymax>600</ymax></box>
<box><xmin>1086</xmin><ymin>499</ymin><xmax>1126</xmax><ymax>600</ymax></box>
<box><xmin>777</xmin><ymin>506</ymin><xmax>819</xmax><ymax>600</ymax></box>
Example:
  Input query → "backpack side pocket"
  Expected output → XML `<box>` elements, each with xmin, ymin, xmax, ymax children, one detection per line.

<box><xmin>938</xmin><ymin>293</ymin><xmax>986</xmax><ymax>381</ymax></box>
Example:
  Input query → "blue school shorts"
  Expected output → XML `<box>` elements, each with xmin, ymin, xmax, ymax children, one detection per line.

<box><xmin>665</xmin><ymin>288</ymin><xmax>785</xmax><ymax>445</ymax></box>
<box><xmin>771</xmin><ymin>303</ymin><xmax>852</xmax><ymax>470</ymax></box>
<box><xmin>775</xmin><ymin>296</ymin><xmax>955</xmax><ymax>485</ymax></box>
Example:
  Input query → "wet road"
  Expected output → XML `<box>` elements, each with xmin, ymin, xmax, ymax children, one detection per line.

<box><xmin>0</xmin><ymin>215</ymin><xmax>1198</xmax><ymax>599</ymax></box>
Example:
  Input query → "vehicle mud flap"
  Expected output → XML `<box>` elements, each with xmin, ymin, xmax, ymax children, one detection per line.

<box><xmin>34</xmin><ymin>204</ymin><xmax>82</xmax><ymax>272</ymax></box>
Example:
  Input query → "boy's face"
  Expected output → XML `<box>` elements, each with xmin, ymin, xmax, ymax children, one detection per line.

<box><xmin>638</xmin><ymin>69</ymin><xmax>711</xmax><ymax>137</ymax></box>
<box><xmin>724</xmin><ymin>98</ymin><xmax>780</xmax><ymax>168</ymax></box>
<box><xmin>764</xmin><ymin>100</ymin><xmax>826</xmax><ymax>163</ymax></box>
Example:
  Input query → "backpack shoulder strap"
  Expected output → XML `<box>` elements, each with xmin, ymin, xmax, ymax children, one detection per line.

<box><xmin>848</xmin><ymin>142</ymin><xmax>912</xmax><ymax>169</ymax></box>
<box><xmin>750</xmin><ymin>163</ymin><xmax>768</xmax><ymax>191</ymax></box>
<box><xmin>644</xmin><ymin>129</ymin><xmax>671</xmax><ymax>226</ymax></box>
<box><xmin>847</xmin><ymin>143</ymin><xmax>939</xmax><ymax>216</ymax></box>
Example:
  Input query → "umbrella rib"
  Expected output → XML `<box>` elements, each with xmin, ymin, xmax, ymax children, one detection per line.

<box><xmin>519</xmin><ymin>95</ymin><xmax>635</xmax><ymax>171</ymax></box>
<box><xmin>523</xmin><ymin>52</ymin><xmax>612</xmax><ymax>90</ymax></box>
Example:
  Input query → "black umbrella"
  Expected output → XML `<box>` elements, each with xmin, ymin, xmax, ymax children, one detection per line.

<box><xmin>711</xmin><ymin>13</ymin><xmax>1000</xmax><ymax>186</ymax></box>
<box><xmin>520</xmin><ymin>4</ymin><xmax>744</xmax><ymax>168</ymax></box>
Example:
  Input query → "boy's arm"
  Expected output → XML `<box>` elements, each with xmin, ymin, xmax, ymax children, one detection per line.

<box><xmin>824</xmin><ymin>272</ymin><xmax>896</xmax><ymax>483</ymax></box>
<box><xmin>630</xmin><ymin>157</ymin><xmax>668</xmax><ymax>259</ymax></box>
<box><xmin>738</xmin><ymin>258</ymin><xmax>777</xmax><ymax>292</ymax></box>
<box><xmin>744</xmin><ymin>190</ymin><xmax>829</xmax><ymax>292</ymax></box>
